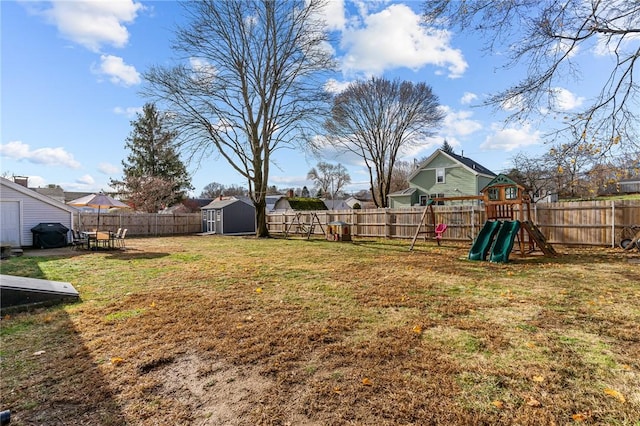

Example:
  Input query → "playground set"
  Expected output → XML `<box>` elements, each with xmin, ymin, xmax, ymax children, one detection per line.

<box><xmin>410</xmin><ymin>174</ymin><xmax>557</xmax><ymax>262</ymax></box>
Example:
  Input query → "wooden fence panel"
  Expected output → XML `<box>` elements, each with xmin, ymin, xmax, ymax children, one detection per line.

<box><xmin>267</xmin><ymin>200</ymin><xmax>640</xmax><ymax>246</ymax></box>
<box><xmin>75</xmin><ymin>213</ymin><xmax>202</xmax><ymax>236</ymax></box>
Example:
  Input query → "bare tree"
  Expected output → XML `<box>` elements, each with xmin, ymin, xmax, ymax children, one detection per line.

<box><xmin>389</xmin><ymin>160</ymin><xmax>414</xmax><ymax>193</ymax></box>
<box><xmin>306</xmin><ymin>162</ymin><xmax>351</xmax><ymax>199</ymax></box>
<box><xmin>322</xmin><ymin>77</ymin><xmax>445</xmax><ymax>207</ymax></box>
<box><xmin>423</xmin><ymin>1</ymin><xmax>640</xmax><ymax>154</ymax></box>
<box><xmin>144</xmin><ymin>0</ymin><xmax>334</xmax><ymax>237</ymax></box>
<box><xmin>506</xmin><ymin>152</ymin><xmax>553</xmax><ymax>202</ymax></box>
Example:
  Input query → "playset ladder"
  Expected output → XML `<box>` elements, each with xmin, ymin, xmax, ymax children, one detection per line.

<box><xmin>522</xmin><ymin>221</ymin><xmax>557</xmax><ymax>256</ymax></box>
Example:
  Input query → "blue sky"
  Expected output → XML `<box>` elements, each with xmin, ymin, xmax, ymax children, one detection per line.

<box><xmin>1</xmin><ymin>0</ymin><xmax>607</xmax><ymax>196</ymax></box>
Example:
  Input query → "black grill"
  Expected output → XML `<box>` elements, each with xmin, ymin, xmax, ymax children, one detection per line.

<box><xmin>31</xmin><ymin>223</ymin><xmax>69</xmax><ymax>249</ymax></box>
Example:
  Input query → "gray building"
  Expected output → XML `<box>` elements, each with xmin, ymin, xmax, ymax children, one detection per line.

<box><xmin>201</xmin><ymin>197</ymin><xmax>256</xmax><ymax>235</ymax></box>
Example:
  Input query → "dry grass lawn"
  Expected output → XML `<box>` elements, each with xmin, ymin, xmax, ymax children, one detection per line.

<box><xmin>1</xmin><ymin>236</ymin><xmax>639</xmax><ymax>425</ymax></box>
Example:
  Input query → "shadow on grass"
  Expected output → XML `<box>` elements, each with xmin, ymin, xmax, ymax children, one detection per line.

<box><xmin>0</xmin><ymin>264</ymin><xmax>128</xmax><ymax>425</ymax></box>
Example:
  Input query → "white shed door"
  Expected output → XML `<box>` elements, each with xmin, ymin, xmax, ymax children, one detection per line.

<box><xmin>1</xmin><ymin>201</ymin><xmax>21</xmax><ymax>246</ymax></box>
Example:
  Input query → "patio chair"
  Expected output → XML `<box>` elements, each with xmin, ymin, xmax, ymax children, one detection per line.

<box><xmin>115</xmin><ymin>229</ymin><xmax>128</xmax><ymax>249</ymax></box>
<box><xmin>71</xmin><ymin>230</ymin><xmax>88</xmax><ymax>250</ymax></box>
<box><xmin>96</xmin><ymin>231</ymin><xmax>111</xmax><ymax>249</ymax></box>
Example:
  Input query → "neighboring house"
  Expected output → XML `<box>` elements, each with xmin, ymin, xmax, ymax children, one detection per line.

<box><xmin>265</xmin><ymin>195</ymin><xmax>282</xmax><ymax>213</ymax></box>
<box><xmin>272</xmin><ymin>197</ymin><xmax>328</xmax><ymax>212</ymax></box>
<box><xmin>0</xmin><ymin>177</ymin><xmax>76</xmax><ymax>247</ymax></box>
<box><xmin>32</xmin><ymin>186</ymin><xmax>66</xmax><ymax>204</ymax></box>
<box><xmin>159</xmin><ymin>198</ymin><xmax>213</xmax><ymax>214</ymax></box>
<box><xmin>322</xmin><ymin>199</ymin><xmax>351</xmax><ymax>210</ymax></box>
<box><xmin>201</xmin><ymin>197</ymin><xmax>256</xmax><ymax>234</ymax></box>
<box><xmin>619</xmin><ymin>176</ymin><xmax>640</xmax><ymax>194</ymax></box>
<box><xmin>388</xmin><ymin>149</ymin><xmax>496</xmax><ymax>208</ymax></box>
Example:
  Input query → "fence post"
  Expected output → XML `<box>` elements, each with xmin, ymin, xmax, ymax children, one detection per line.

<box><xmin>611</xmin><ymin>200</ymin><xmax>615</xmax><ymax>248</ymax></box>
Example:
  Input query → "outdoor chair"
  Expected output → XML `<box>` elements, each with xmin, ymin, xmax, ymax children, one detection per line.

<box><xmin>96</xmin><ymin>231</ymin><xmax>111</xmax><ymax>249</ymax></box>
<box><xmin>116</xmin><ymin>229</ymin><xmax>128</xmax><ymax>249</ymax></box>
<box><xmin>72</xmin><ymin>230</ymin><xmax>88</xmax><ymax>250</ymax></box>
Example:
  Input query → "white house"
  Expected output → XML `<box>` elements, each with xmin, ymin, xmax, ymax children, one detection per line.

<box><xmin>0</xmin><ymin>177</ymin><xmax>76</xmax><ymax>247</ymax></box>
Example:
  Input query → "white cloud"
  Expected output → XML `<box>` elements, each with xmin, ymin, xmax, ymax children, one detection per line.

<box><xmin>26</xmin><ymin>176</ymin><xmax>47</xmax><ymax>188</ymax></box>
<box><xmin>460</xmin><ymin>92</ymin><xmax>478</xmax><ymax>105</ymax></box>
<box><xmin>94</xmin><ymin>54</ymin><xmax>140</xmax><ymax>86</ymax></box>
<box><xmin>0</xmin><ymin>141</ymin><xmax>81</xmax><ymax>168</ymax></box>
<box><xmin>98</xmin><ymin>163</ymin><xmax>120</xmax><ymax>175</ymax></box>
<box><xmin>551</xmin><ymin>87</ymin><xmax>585</xmax><ymax>111</ymax></box>
<box><xmin>440</xmin><ymin>107</ymin><xmax>483</xmax><ymax>137</ymax></box>
<box><xmin>113</xmin><ymin>106</ymin><xmax>142</xmax><ymax>117</ymax></box>
<box><xmin>324</xmin><ymin>78</ymin><xmax>353</xmax><ymax>94</ymax></box>
<box><xmin>320</xmin><ymin>0</ymin><xmax>346</xmax><ymax>31</ymax></box>
<box><xmin>76</xmin><ymin>174</ymin><xmax>95</xmax><ymax>185</ymax></box>
<box><xmin>38</xmin><ymin>0</ymin><xmax>143</xmax><ymax>52</ymax></box>
<box><xmin>481</xmin><ymin>123</ymin><xmax>541</xmax><ymax>151</ymax></box>
<box><xmin>500</xmin><ymin>94</ymin><xmax>527</xmax><ymax>112</ymax></box>
<box><xmin>340</xmin><ymin>4</ymin><xmax>467</xmax><ymax>78</ymax></box>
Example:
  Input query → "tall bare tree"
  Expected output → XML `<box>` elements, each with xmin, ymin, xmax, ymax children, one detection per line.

<box><xmin>306</xmin><ymin>162</ymin><xmax>351</xmax><ymax>199</ymax></box>
<box><xmin>423</xmin><ymin>1</ymin><xmax>640</xmax><ymax>155</ymax></box>
<box><xmin>322</xmin><ymin>77</ymin><xmax>444</xmax><ymax>207</ymax></box>
<box><xmin>144</xmin><ymin>0</ymin><xmax>334</xmax><ymax>237</ymax></box>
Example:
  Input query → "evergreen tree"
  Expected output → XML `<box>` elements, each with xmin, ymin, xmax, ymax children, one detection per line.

<box><xmin>441</xmin><ymin>139</ymin><xmax>454</xmax><ymax>154</ymax></box>
<box><xmin>118</xmin><ymin>103</ymin><xmax>192</xmax><ymax>212</ymax></box>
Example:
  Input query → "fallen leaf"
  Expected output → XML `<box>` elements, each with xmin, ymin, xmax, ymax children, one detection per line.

<box><xmin>333</xmin><ymin>387</ymin><xmax>342</xmax><ymax>394</ymax></box>
<box><xmin>412</xmin><ymin>325</ymin><xmax>422</xmax><ymax>334</ymax></box>
<box><xmin>621</xmin><ymin>364</ymin><xmax>632</xmax><ymax>371</ymax></box>
<box><xmin>33</xmin><ymin>350</ymin><xmax>46</xmax><ymax>356</ymax></box>
<box><xmin>532</xmin><ymin>375</ymin><xmax>544</xmax><ymax>383</ymax></box>
<box><xmin>526</xmin><ymin>397</ymin><xmax>541</xmax><ymax>407</ymax></box>
<box><xmin>150</xmin><ymin>302</ymin><xmax>156</xmax><ymax>308</ymax></box>
<box><xmin>110</xmin><ymin>357</ymin><xmax>125</xmax><ymax>366</ymax></box>
<box><xmin>572</xmin><ymin>413</ymin><xmax>587</xmax><ymax>422</ymax></box>
<box><xmin>604</xmin><ymin>388</ymin><xmax>625</xmax><ymax>403</ymax></box>
<box><xmin>492</xmin><ymin>400</ymin><xmax>504</xmax><ymax>409</ymax></box>
<box><xmin>361</xmin><ymin>377</ymin><xmax>372</xmax><ymax>386</ymax></box>
<box><xmin>255</xmin><ymin>287</ymin><xmax>263</xmax><ymax>293</ymax></box>
<box><xmin>525</xmin><ymin>341</ymin><xmax>536</xmax><ymax>349</ymax></box>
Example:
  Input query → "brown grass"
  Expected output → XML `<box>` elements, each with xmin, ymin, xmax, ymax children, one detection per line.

<box><xmin>1</xmin><ymin>236</ymin><xmax>639</xmax><ymax>425</ymax></box>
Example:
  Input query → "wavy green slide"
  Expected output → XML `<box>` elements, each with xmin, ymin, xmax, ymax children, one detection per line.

<box><xmin>489</xmin><ymin>220</ymin><xmax>521</xmax><ymax>263</ymax></box>
<box><xmin>468</xmin><ymin>220</ymin><xmax>502</xmax><ymax>261</ymax></box>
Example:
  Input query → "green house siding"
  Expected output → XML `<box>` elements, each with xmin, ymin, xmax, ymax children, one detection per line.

<box><xmin>410</xmin><ymin>166</ymin><xmax>477</xmax><ymax>198</ymax></box>
<box><xmin>389</xmin><ymin>194</ymin><xmax>413</xmax><ymax>208</ymax></box>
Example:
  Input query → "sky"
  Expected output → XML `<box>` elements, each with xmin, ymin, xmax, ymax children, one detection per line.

<box><xmin>1</xmin><ymin>0</ymin><xmax>610</xmax><ymax>197</ymax></box>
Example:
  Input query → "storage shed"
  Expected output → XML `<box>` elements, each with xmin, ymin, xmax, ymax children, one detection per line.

<box><xmin>202</xmin><ymin>197</ymin><xmax>256</xmax><ymax>235</ymax></box>
<box><xmin>1</xmin><ymin>177</ymin><xmax>75</xmax><ymax>248</ymax></box>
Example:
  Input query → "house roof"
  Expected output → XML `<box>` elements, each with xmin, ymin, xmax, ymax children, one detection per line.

<box><xmin>388</xmin><ymin>187</ymin><xmax>417</xmax><ymax>197</ymax></box>
<box><xmin>408</xmin><ymin>149</ymin><xmax>496</xmax><ymax>181</ymax></box>
<box><xmin>1</xmin><ymin>177</ymin><xmax>76</xmax><ymax>213</ymax></box>
<box><xmin>619</xmin><ymin>176</ymin><xmax>640</xmax><ymax>184</ymax></box>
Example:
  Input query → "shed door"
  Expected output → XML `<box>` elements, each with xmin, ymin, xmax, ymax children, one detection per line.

<box><xmin>0</xmin><ymin>201</ymin><xmax>21</xmax><ymax>247</ymax></box>
<box><xmin>205</xmin><ymin>210</ymin><xmax>216</xmax><ymax>233</ymax></box>
<box><xmin>215</xmin><ymin>210</ymin><xmax>222</xmax><ymax>233</ymax></box>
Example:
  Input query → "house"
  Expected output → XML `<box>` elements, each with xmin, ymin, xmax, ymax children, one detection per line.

<box><xmin>0</xmin><ymin>177</ymin><xmax>76</xmax><ymax>248</ymax></box>
<box><xmin>201</xmin><ymin>197</ymin><xmax>256</xmax><ymax>234</ymax></box>
<box><xmin>322</xmin><ymin>199</ymin><xmax>351</xmax><ymax>210</ymax></box>
<box><xmin>272</xmin><ymin>197</ymin><xmax>328</xmax><ymax>212</ymax></box>
<box><xmin>619</xmin><ymin>176</ymin><xmax>640</xmax><ymax>194</ymax></box>
<box><xmin>388</xmin><ymin>149</ymin><xmax>496</xmax><ymax>208</ymax></box>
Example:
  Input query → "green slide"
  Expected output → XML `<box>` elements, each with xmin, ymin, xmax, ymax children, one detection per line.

<box><xmin>468</xmin><ymin>221</ymin><xmax>502</xmax><ymax>261</ymax></box>
<box><xmin>489</xmin><ymin>220</ymin><xmax>521</xmax><ymax>263</ymax></box>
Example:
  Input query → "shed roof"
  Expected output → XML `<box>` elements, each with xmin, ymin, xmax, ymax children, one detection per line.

<box><xmin>202</xmin><ymin>197</ymin><xmax>254</xmax><ymax>210</ymax></box>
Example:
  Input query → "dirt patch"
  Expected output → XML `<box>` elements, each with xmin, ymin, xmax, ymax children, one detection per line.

<box><xmin>149</xmin><ymin>353</ymin><xmax>316</xmax><ymax>425</ymax></box>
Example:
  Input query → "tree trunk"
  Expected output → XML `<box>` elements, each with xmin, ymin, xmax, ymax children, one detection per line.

<box><xmin>254</xmin><ymin>198</ymin><xmax>269</xmax><ymax>238</ymax></box>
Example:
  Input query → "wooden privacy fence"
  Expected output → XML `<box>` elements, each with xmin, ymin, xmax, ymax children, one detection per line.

<box><xmin>74</xmin><ymin>213</ymin><xmax>202</xmax><ymax>236</ymax></box>
<box><xmin>267</xmin><ymin>200</ymin><xmax>640</xmax><ymax>247</ymax></box>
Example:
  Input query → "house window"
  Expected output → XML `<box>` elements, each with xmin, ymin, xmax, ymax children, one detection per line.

<box><xmin>436</xmin><ymin>168</ymin><xmax>445</xmax><ymax>183</ymax></box>
<box><xmin>419</xmin><ymin>195</ymin><xmax>428</xmax><ymax>206</ymax></box>
<box><xmin>430</xmin><ymin>193</ymin><xmax>445</xmax><ymax>205</ymax></box>
<box><xmin>505</xmin><ymin>186</ymin><xmax>518</xmax><ymax>200</ymax></box>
